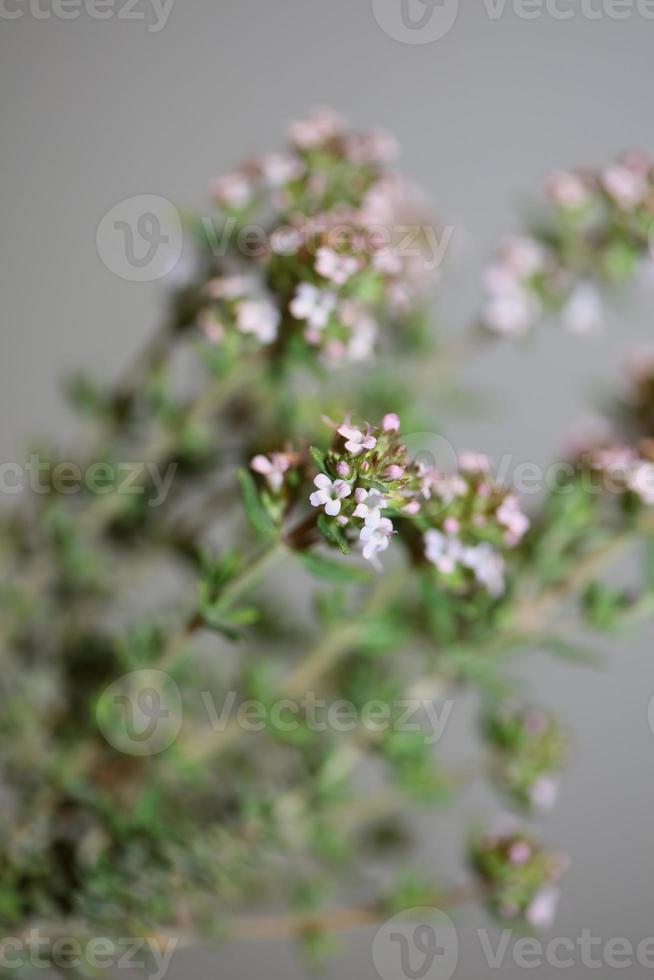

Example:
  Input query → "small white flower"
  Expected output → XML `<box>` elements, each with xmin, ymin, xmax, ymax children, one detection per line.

<box><xmin>259</xmin><ymin>153</ymin><xmax>304</xmax><ymax>187</ymax></box>
<box><xmin>309</xmin><ymin>473</ymin><xmax>352</xmax><ymax>516</ymax></box>
<box><xmin>499</xmin><ymin>236</ymin><xmax>546</xmax><ymax>279</ymax></box>
<box><xmin>315</xmin><ymin>247</ymin><xmax>361</xmax><ymax>285</ymax></box>
<box><xmin>352</xmin><ymin>487</ymin><xmax>388</xmax><ymax>523</ymax></box>
<box><xmin>210</xmin><ymin>172</ymin><xmax>253</xmax><ymax>208</ymax></box>
<box><xmin>525</xmin><ymin>887</ymin><xmax>560</xmax><ymax>930</ymax></box>
<box><xmin>424</xmin><ymin>529</ymin><xmax>464</xmax><ymax>575</ymax></box>
<box><xmin>529</xmin><ymin>775</ymin><xmax>560</xmax><ymax>812</ymax></box>
<box><xmin>482</xmin><ymin>287</ymin><xmax>541</xmax><ymax>337</ymax></box>
<box><xmin>544</xmin><ymin>171</ymin><xmax>590</xmax><ymax>209</ymax></box>
<box><xmin>250</xmin><ymin>453</ymin><xmax>291</xmax><ymax>493</ymax></box>
<box><xmin>601</xmin><ymin>164</ymin><xmax>648</xmax><ymax>210</ymax></box>
<box><xmin>289</xmin><ymin>283</ymin><xmax>336</xmax><ymax>332</ymax></box>
<box><xmin>346</xmin><ymin>314</ymin><xmax>377</xmax><ymax>362</ymax></box>
<box><xmin>561</xmin><ymin>282</ymin><xmax>603</xmax><ymax>335</ymax></box>
<box><xmin>463</xmin><ymin>543</ymin><xmax>505</xmax><ymax>597</ymax></box>
<box><xmin>198</xmin><ymin>309</ymin><xmax>224</xmax><ymax>344</ymax></box>
<box><xmin>496</xmin><ymin>495</ymin><xmax>530</xmax><ymax>544</ymax></box>
<box><xmin>337</xmin><ymin>424</ymin><xmax>377</xmax><ymax>456</ymax></box>
<box><xmin>359</xmin><ymin>513</ymin><xmax>394</xmax><ymax>569</ymax></box>
<box><xmin>628</xmin><ymin>460</ymin><xmax>654</xmax><ymax>505</ymax></box>
<box><xmin>235</xmin><ymin>300</ymin><xmax>280</xmax><ymax>344</ymax></box>
<box><xmin>287</xmin><ymin>108</ymin><xmax>346</xmax><ymax>149</ymax></box>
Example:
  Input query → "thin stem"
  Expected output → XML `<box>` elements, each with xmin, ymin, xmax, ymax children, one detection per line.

<box><xmin>157</xmin><ymin>540</ymin><xmax>289</xmax><ymax>670</ymax></box>
<box><xmin>224</xmin><ymin>884</ymin><xmax>482</xmax><ymax>942</ymax></box>
<box><xmin>183</xmin><ymin>564</ymin><xmax>406</xmax><ymax>763</ymax></box>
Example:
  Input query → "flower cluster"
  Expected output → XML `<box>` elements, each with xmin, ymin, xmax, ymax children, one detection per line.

<box><xmin>198</xmin><ymin>273</ymin><xmax>281</xmax><ymax>347</ymax></box>
<box><xmin>482</xmin><ymin>151</ymin><xmax>654</xmax><ymax>338</ymax></box>
<box><xmin>483</xmin><ymin>704</ymin><xmax>567</xmax><ymax>812</ymax></box>
<box><xmin>251</xmin><ymin>415</ymin><xmax>529</xmax><ymax>592</ymax></box>
<box><xmin>570</xmin><ymin>441</ymin><xmax>654</xmax><ymax>510</ymax></box>
<box><xmin>203</xmin><ymin>109</ymin><xmax>439</xmax><ymax>363</ymax></box>
<box><xmin>471</xmin><ymin>831</ymin><xmax>569</xmax><ymax>930</ymax></box>
<box><xmin>417</xmin><ymin>454</ymin><xmax>529</xmax><ymax>598</ymax></box>
<box><xmin>307</xmin><ymin>412</ymin><xmax>415</xmax><ymax>569</ymax></box>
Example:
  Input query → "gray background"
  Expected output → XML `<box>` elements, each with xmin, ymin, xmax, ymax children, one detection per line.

<box><xmin>2</xmin><ymin>1</ymin><xmax>654</xmax><ymax>976</ymax></box>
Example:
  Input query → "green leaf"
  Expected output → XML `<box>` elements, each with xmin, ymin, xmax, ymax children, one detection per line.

<box><xmin>301</xmin><ymin>551</ymin><xmax>371</xmax><ymax>584</ymax></box>
<box><xmin>309</xmin><ymin>446</ymin><xmax>328</xmax><ymax>474</ymax></box>
<box><xmin>237</xmin><ymin>469</ymin><xmax>278</xmax><ymax>539</ymax></box>
<box><xmin>317</xmin><ymin>513</ymin><xmax>349</xmax><ymax>554</ymax></box>
<box><xmin>536</xmin><ymin>635</ymin><xmax>601</xmax><ymax>665</ymax></box>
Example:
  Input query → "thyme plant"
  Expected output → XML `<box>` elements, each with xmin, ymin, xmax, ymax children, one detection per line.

<box><xmin>2</xmin><ymin>109</ymin><xmax>654</xmax><ymax>972</ymax></box>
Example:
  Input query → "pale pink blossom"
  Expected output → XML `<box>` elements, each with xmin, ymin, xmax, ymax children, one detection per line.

<box><xmin>561</xmin><ymin>282</ymin><xmax>603</xmax><ymax>335</ymax></box>
<box><xmin>309</xmin><ymin>473</ymin><xmax>352</xmax><ymax>516</ymax></box>
<box><xmin>482</xmin><ymin>287</ymin><xmax>541</xmax><ymax>337</ymax></box>
<box><xmin>508</xmin><ymin>841</ymin><xmax>532</xmax><ymax>865</ymax></box>
<box><xmin>601</xmin><ymin>164</ymin><xmax>648</xmax><ymax>209</ymax></box>
<box><xmin>529</xmin><ymin>775</ymin><xmax>560</xmax><ymax>812</ymax></box>
<box><xmin>250</xmin><ymin>453</ymin><xmax>292</xmax><ymax>493</ymax></box>
<box><xmin>235</xmin><ymin>300</ymin><xmax>280</xmax><ymax>343</ymax></box>
<box><xmin>315</xmin><ymin>247</ymin><xmax>361</xmax><ymax>285</ymax></box>
<box><xmin>352</xmin><ymin>487</ymin><xmax>388</xmax><ymax>523</ymax></box>
<box><xmin>359</xmin><ymin>513</ymin><xmax>394</xmax><ymax>569</ymax></box>
<box><xmin>382</xmin><ymin>413</ymin><xmax>400</xmax><ymax>433</ymax></box>
<box><xmin>498</xmin><ymin>236</ymin><xmax>546</xmax><ymax>279</ymax></box>
<box><xmin>259</xmin><ymin>153</ymin><xmax>304</xmax><ymax>187</ymax></box>
<box><xmin>198</xmin><ymin>309</ymin><xmax>224</xmax><ymax>344</ymax></box>
<box><xmin>338</xmin><ymin>424</ymin><xmax>377</xmax><ymax>456</ymax></box>
<box><xmin>525</xmin><ymin>887</ymin><xmax>560</xmax><ymax>930</ymax></box>
<box><xmin>424</xmin><ymin>529</ymin><xmax>464</xmax><ymax>575</ymax></box>
<box><xmin>543</xmin><ymin>171</ymin><xmax>590</xmax><ymax>209</ymax></box>
<box><xmin>458</xmin><ymin>452</ymin><xmax>491</xmax><ymax>474</ymax></box>
<box><xmin>346</xmin><ymin>128</ymin><xmax>399</xmax><ymax>165</ymax></box>
<box><xmin>289</xmin><ymin>282</ymin><xmax>336</xmax><ymax>332</ymax></box>
<box><xmin>628</xmin><ymin>460</ymin><xmax>654</xmax><ymax>505</ymax></box>
<box><xmin>210</xmin><ymin>172</ymin><xmax>253</xmax><ymax>209</ymax></box>
<box><xmin>497</xmin><ymin>495</ymin><xmax>529</xmax><ymax>544</ymax></box>
<box><xmin>287</xmin><ymin>108</ymin><xmax>346</xmax><ymax>150</ymax></box>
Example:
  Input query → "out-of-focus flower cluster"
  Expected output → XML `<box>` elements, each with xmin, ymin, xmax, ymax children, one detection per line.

<box><xmin>471</xmin><ymin>831</ymin><xmax>569</xmax><ymax>930</ymax></box>
<box><xmin>418</xmin><ymin>453</ymin><xmax>529</xmax><ymax>598</ymax></box>
<box><xmin>251</xmin><ymin>416</ymin><xmax>529</xmax><ymax>593</ymax></box>
<box><xmin>482</xmin><ymin>151</ymin><xmax>654</xmax><ymax>338</ymax></box>
<box><xmin>199</xmin><ymin>109</ymin><xmax>439</xmax><ymax>363</ymax></box>
<box><xmin>483</xmin><ymin>704</ymin><xmax>567</xmax><ymax>813</ymax></box>
<box><xmin>565</xmin><ymin>356</ymin><xmax>654</xmax><ymax>513</ymax></box>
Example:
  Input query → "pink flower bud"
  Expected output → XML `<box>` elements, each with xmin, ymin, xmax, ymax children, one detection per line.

<box><xmin>385</xmin><ymin>464</ymin><xmax>405</xmax><ymax>480</ymax></box>
<box><xmin>336</xmin><ymin>461</ymin><xmax>350</xmax><ymax>477</ymax></box>
<box><xmin>382</xmin><ymin>413</ymin><xmax>400</xmax><ymax>433</ymax></box>
<box><xmin>403</xmin><ymin>500</ymin><xmax>421</xmax><ymax>515</ymax></box>
<box><xmin>443</xmin><ymin>516</ymin><xmax>460</xmax><ymax>535</ymax></box>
